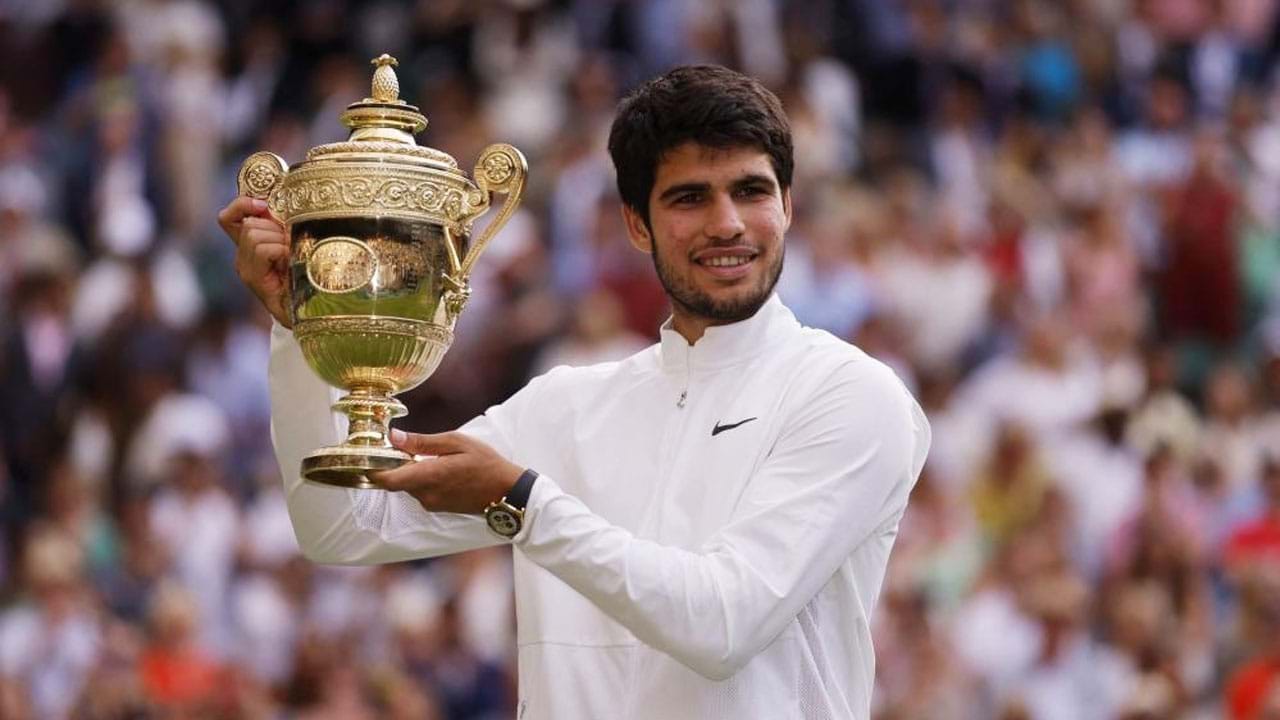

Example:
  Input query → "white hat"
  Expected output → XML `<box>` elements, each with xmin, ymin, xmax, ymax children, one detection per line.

<box><xmin>125</xmin><ymin>393</ymin><xmax>231</xmax><ymax>486</ymax></box>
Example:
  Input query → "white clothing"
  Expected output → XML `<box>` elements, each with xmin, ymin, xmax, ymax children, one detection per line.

<box><xmin>231</xmin><ymin>573</ymin><xmax>299</xmax><ymax>683</ymax></box>
<box><xmin>877</xmin><ymin>250</ymin><xmax>993</xmax><ymax>373</ymax></box>
<box><xmin>0</xmin><ymin>604</ymin><xmax>100</xmax><ymax>719</ymax></box>
<box><xmin>1007</xmin><ymin>635</ymin><xmax>1134</xmax><ymax>720</ymax></box>
<box><xmin>269</xmin><ymin>296</ymin><xmax>930</xmax><ymax>719</ymax></box>
<box><xmin>149</xmin><ymin>486</ymin><xmax>240</xmax><ymax>656</ymax></box>
<box><xmin>1044</xmin><ymin>432</ymin><xmax>1144</xmax><ymax>575</ymax></box>
<box><xmin>949</xmin><ymin>587</ymin><xmax>1041</xmax><ymax>693</ymax></box>
<box><xmin>956</xmin><ymin>351</ymin><xmax>1103</xmax><ymax>444</ymax></box>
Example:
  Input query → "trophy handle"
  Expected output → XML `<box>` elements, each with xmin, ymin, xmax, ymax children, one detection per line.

<box><xmin>459</xmin><ymin>143</ymin><xmax>527</xmax><ymax>279</ymax></box>
<box><xmin>236</xmin><ymin>151</ymin><xmax>289</xmax><ymax>219</ymax></box>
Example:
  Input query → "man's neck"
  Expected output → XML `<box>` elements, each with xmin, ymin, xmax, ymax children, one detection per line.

<box><xmin>670</xmin><ymin>298</ymin><xmax>774</xmax><ymax>345</ymax></box>
<box><xmin>671</xmin><ymin>312</ymin><xmax>712</xmax><ymax>345</ymax></box>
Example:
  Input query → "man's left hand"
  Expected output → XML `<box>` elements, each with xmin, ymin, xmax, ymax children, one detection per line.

<box><xmin>369</xmin><ymin>430</ymin><xmax>524</xmax><ymax>513</ymax></box>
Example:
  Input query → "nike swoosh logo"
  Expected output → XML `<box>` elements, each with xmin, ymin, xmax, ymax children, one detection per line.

<box><xmin>712</xmin><ymin>417</ymin><xmax>757</xmax><ymax>436</ymax></box>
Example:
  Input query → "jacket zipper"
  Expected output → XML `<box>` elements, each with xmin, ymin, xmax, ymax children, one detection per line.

<box><xmin>677</xmin><ymin>343</ymin><xmax>690</xmax><ymax>408</ymax></box>
<box><xmin>627</xmin><ymin>344</ymin><xmax>692</xmax><ymax>717</ymax></box>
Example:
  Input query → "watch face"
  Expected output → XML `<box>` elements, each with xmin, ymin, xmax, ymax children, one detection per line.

<box><xmin>486</xmin><ymin>508</ymin><xmax>521</xmax><ymax>537</ymax></box>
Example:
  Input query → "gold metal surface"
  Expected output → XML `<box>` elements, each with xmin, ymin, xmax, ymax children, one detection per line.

<box><xmin>306</xmin><ymin>237</ymin><xmax>377</xmax><ymax>294</ymax></box>
<box><xmin>275</xmin><ymin>163</ymin><xmax>485</xmax><ymax>230</ymax></box>
<box><xmin>237</xmin><ymin>151</ymin><xmax>289</xmax><ymax>210</ymax></box>
<box><xmin>236</xmin><ymin>54</ymin><xmax>527</xmax><ymax>488</ymax></box>
<box><xmin>292</xmin><ymin>316</ymin><xmax>453</xmax><ymax>392</ymax></box>
<box><xmin>305</xmin><ymin>141</ymin><xmax>458</xmax><ymax>168</ymax></box>
<box><xmin>370</xmin><ymin>54</ymin><xmax>400</xmax><ymax>102</ymax></box>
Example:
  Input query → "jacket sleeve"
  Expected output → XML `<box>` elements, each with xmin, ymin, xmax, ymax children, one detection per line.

<box><xmin>269</xmin><ymin>323</ymin><xmax>506</xmax><ymax>564</ymax></box>
<box><xmin>513</xmin><ymin>360</ymin><xmax>930</xmax><ymax>680</ymax></box>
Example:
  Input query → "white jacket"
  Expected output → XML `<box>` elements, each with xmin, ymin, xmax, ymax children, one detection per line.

<box><xmin>269</xmin><ymin>295</ymin><xmax>931</xmax><ymax>719</ymax></box>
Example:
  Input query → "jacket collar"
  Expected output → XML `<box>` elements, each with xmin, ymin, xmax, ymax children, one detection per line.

<box><xmin>658</xmin><ymin>294</ymin><xmax>797</xmax><ymax>373</ymax></box>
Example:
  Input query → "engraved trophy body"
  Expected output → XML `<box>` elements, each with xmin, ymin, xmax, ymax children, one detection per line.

<box><xmin>237</xmin><ymin>55</ymin><xmax>526</xmax><ymax>489</ymax></box>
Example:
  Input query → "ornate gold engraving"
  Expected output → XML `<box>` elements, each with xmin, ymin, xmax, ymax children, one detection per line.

<box><xmin>294</xmin><ymin>315</ymin><xmax>453</xmax><ymax>343</ymax></box>
<box><xmin>237</xmin><ymin>151</ymin><xmax>288</xmax><ymax>200</ymax></box>
<box><xmin>278</xmin><ymin>170</ymin><xmax>479</xmax><ymax>228</ymax></box>
<box><xmin>306</xmin><ymin>237</ymin><xmax>377</xmax><ymax>294</ymax></box>
<box><xmin>462</xmin><ymin>143</ymin><xmax>528</xmax><ymax>278</ymax></box>
<box><xmin>483</xmin><ymin>152</ymin><xmax>516</xmax><ymax>184</ymax></box>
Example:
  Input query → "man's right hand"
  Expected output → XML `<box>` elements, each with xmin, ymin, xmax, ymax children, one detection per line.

<box><xmin>217</xmin><ymin>196</ymin><xmax>292</xmax><ymax>328</ymax></box>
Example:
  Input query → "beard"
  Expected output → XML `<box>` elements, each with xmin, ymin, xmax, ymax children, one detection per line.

<box><xmin>650</xmin><ymin>241</ymin><xmax>784</xmax><ymax>325</ymax></box>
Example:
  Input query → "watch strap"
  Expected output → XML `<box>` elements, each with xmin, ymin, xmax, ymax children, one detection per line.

<box><xmin>506</xmin><ymin>468</ymin><xmax>539</xmax><ymax>510</ymax></box>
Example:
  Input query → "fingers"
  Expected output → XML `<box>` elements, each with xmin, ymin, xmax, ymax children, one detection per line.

<box><xmin>217</xmin><ymin>196</ymin><xmax>271</xmax><ymax>236</ymax></box>
<box><xmin>368</xmin><ymin>454</ymin><xmax>460</xmax><ymax>498</ymax></box>
<box><xmin>241</xmin><ymin>215</ymin><xmax>285</xmax><ymax>233</ymax></box>
<box><xmin>388</xmin><ymin>430</ymin><xmax>470</xmax><ymax>456</ymax></box>
<box><xmin>250</xmin><ymin>239</ymin><xmax>288</xmax><ymax>275</ymax></box>
<box><xmin>238</xmin><ymin>225</ymin><xmax>287</xmax><ymax>267</ymax></box>
<box><xmin>231</xmin><ymin>215</ymin><xmax>291</xmax><ymax>326</ymax></box>
<box><xmin>239</xmin><ymin>218</ymin><xmax>287</xmax><ymax>248</ymax></box>
<box><xmin>218</xmin><ymin>194</ymin><xmax>279</xmax><ymax>244</ymax></box>
<box><xmin>369</xmin><ymin>436</ymin><xmax>521</xmax><ymax>513</ymax></box>
<box><xmin>371</xmin><ymin>456</ymin><xmax>435</xmax><ymax>488</ymax></box>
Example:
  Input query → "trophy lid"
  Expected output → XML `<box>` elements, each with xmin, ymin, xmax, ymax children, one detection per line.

<box><xmin>306</xmin><ymin>54</ymin><xmax>460</xmax><ymax>171</ymax></box>
<box><xmin>246</xmin><ymin>52</ymin><xmax>508</xmax><ymax>230</ymax></box>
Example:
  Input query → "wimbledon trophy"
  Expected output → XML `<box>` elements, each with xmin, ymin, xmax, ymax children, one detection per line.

<box><xmin>236</xmin><ymin>54</ymin><xmax>526</xmax><ymax>489</ymax></box>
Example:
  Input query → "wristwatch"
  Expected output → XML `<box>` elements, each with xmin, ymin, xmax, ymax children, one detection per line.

<box><xmin>484</xmin><ymin>468</ymin><xmax>539</xmax><ymax>538</ymax></box>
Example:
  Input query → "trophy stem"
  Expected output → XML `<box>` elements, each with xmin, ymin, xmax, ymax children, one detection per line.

<box><xmin>336</xmin><ymin>386</ymin><xmax>406</xmax><ymax>446</ymax></box>
<box><xmin>301</xmin><ymin>385</ymin><xmax>413</xmax><ymax>489</ymax></box>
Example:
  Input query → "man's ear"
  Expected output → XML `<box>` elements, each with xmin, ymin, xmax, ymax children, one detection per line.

<box><xmin>782</xmin><ymin>187</ymin><xmax>793</xmax><ymax>230</ymax></box>
<box><xmin>621</xmin><ymin>204</ymin><xmax>653</xmax><ymax>254</ymax></box>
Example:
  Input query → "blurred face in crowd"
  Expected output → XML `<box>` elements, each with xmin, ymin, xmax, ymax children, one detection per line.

<box><xmin>1021</xmin><ymin>311</ymin><xmax>1070</xmax><ymax>369</ymax></box>
<box><xmin>1206</xmin><ymin>364</ymin><xmax>1251</xmax><ymax>423</ymax></box>
<box><xmin>171</xmin><ymin>450</ymin><xmax>218</xmax><ymax>494</ymax></box>
<box><xmin>622</xmin><ymin>142</ymin><xmax>790</xmax><ymax>338</ymax></box>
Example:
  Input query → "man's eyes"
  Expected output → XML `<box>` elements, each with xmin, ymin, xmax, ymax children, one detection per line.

<box><xmin>672</xmin><ymin>187</ymin><xmax>769</xmax><ymax>205</ymax></box>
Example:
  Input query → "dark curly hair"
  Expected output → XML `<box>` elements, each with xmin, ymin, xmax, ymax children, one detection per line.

<box><xmin>607</xmin><ymin>65</ymin><xmax>794</xmax><ymax>225</ymax></box>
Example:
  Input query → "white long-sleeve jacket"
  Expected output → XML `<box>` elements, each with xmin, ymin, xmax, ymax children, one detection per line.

<box><xmin>269</xmin><ymin>295</ymin><xmax>930</xmax><ymax>719</ymax></box>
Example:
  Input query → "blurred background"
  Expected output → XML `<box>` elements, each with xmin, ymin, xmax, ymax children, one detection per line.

<box><xmin>1</xmin><ymin>0</ymin><xmax>1280</xmax><ymax>718</ymax></box>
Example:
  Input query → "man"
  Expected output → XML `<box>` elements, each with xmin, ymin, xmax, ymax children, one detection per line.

<box><xmin>219</xmin><ymin>65</ymin><xmax>930</xmax><ymax>719</ymax></box>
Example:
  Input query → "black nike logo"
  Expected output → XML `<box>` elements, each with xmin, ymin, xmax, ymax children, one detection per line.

<box><xmin>712</xmin><ymin>417</ymin><xmax>757</xmax><ymax>436</ymax></box>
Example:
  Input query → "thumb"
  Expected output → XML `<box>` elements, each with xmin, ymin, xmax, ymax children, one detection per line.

<box><xmin>389</xmin><ymin>429</ymin><xmax>466</xmax><ymax>456</ymax></box>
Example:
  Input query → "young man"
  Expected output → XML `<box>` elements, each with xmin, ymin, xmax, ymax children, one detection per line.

<box><xmin>219</xmin><ymin>65</ymin><xmax>930</xmax><ymax>719</ymax></box>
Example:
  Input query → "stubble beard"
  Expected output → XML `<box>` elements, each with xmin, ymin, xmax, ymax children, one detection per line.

<box><xmin>650</xmin><ymin>241</ymin><xmax>784</xmax><ymax>325</ymax></box>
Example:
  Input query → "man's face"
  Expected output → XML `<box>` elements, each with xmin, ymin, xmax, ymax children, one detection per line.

<box><xmin>623</xmin><ymin>142</ymin><xmax>791</xmax><ymax>329</ymax></box>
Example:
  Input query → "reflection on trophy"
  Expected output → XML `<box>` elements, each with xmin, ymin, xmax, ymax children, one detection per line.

<box><xmin>236</xmin><ymin>54</ymin><xmax>527</xmax><ymax>489</ymax></box>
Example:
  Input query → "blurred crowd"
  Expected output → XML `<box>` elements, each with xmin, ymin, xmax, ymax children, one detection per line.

<box><xmin>2</xmin><ymin>0</ymin><xmax>1280</xmax><ymax>718</ymax></box>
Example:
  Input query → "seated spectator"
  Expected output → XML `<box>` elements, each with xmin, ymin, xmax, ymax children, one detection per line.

<box><xmin>969</xmin><ymin>422</ymin><xmax>1052</xmax><ymax>547</ymax></box>
<box><xmin>0</xmin><ymin>525</ymin><xmax>101</xmax><ymax>718</ymax></box>
<box><xmin>138</xmin><ymin>582</ymin><xmax>222</xmax><ymax>710</ymax></box>
<box><xmin>1226</xmin><ymin>570</ymin><xmax>1280</xmax><ymax>720</ymax></box>
<box><xmin>1225</xmin><ymin>456</ymin><xmax>1280</xmax><ymax>575</ymax></box>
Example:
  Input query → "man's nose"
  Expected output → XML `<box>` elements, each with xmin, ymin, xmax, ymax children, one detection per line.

<box><xmin>704</xmin><ymin>193</ymin><xmax>746</xmax><ymax>240</ymax></box>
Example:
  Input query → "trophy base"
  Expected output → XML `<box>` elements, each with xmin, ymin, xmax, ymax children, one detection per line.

<box><xmin>302</xmin><ymin>445</ymin><xmax>413</xmax><ymax>489</ymax></box>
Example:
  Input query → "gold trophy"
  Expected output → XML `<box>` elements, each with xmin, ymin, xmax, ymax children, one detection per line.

<box><xmin>236</xmin><ymin>54</ymin><xmax>526</xmax><ymax>489</ymax></box>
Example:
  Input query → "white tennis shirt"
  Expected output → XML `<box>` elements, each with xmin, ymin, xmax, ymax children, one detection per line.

<box><xmin>269</xmin><ymin>295</ymin><xmax>930</xmax><ymax>719</ymax></box>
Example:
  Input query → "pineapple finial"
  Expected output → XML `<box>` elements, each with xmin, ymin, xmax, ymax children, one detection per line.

<box><xmin>370</xmin><ymin>54</ymin><xmax>400</xmax><ymax>103</ymax></box>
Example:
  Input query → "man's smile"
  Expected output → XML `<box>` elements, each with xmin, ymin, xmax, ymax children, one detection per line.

<box><xmin>693</xmin><ymin>247</ymin><xmax>760</xmax><ymax>278</ymax></box>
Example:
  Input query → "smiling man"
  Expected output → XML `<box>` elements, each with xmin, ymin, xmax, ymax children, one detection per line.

<box><xmin>219</xmin><ymin>64</ymin><xmax>930</xmax><ymax>719</ymax></box>
<box><xmin>629</xmin><ymin>141</ymin><xmax>786</xmax><ymax>338</ymax></box>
